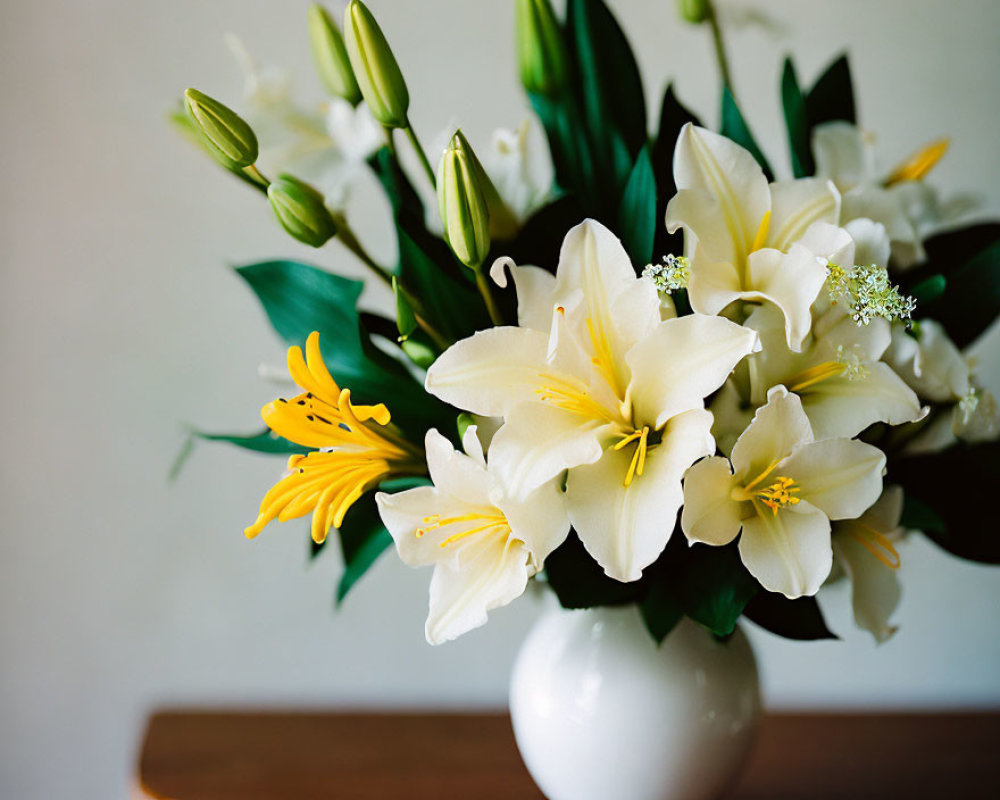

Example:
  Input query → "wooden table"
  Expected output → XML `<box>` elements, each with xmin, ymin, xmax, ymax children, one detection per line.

<box><xmin>136</xmin><ymin>711</ymin><xmax>999</xmax><ymax>799</ymax></box>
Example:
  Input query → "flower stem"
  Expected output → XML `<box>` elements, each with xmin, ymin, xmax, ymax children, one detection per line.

<box><xmin>404</xmin><ymin>122</ymin><xmax>437</xmax><ymax>190</ymax></box>
<box><xmin>475</xmin><ymin>269</ymin><xmax>503</xmax><ymax>326</ymax></box>
<box><xmin>704</xmin><ymin>0</ymin><xmax>733</xmax><ymax>92</ymax></box>
<box><xmin>382</xmin><ymin>126</ymin><xmax>398</xmax><ymax>160</ymax></box>
<box><xmin>331</xmin><ymin>213</ymin><xmax>394</xmax><ymax>287</ymax></box>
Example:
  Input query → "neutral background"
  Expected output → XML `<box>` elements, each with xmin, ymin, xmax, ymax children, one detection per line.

<box><xmin>2</xmin><ymin>0</ymin><xmax>999</xmax><ymax>797</ymax></box>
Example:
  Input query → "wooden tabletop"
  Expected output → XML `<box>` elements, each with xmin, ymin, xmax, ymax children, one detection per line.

<box><xmin>136</xmin><ymin>710</ymin><xmax>1000</xmax><ymax>799</ymax></box>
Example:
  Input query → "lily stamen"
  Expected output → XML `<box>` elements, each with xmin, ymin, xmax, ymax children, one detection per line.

<box><xmin>754</xmin><ymin>476</ymin><xmax>801</xmax><ymax>514</ymax></box>
<box><xmin>849</xmin><ymin>523</ymin><xmax>901</xmax><ymax>569</ymax></box>
<box><xmin>788</xmin><ymin>361</ymin><xmax>845</xmax><ymax>392</ymax></box>
<box><xmin>616</xmin><ymin>426</ymin><xmax>650</xmax><ymax>487</ymax></box>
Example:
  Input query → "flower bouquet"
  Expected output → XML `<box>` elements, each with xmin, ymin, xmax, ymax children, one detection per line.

<box><xmin>174</xmin><ymin>0</ymin><xmax>999</xmax><ymax>797</ymax></box>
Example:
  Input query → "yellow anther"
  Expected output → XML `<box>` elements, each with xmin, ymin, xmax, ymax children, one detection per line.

<box><xmin>755</xmin><ymin>476</ymin><xmax>801</xmax><ymax>515</ymax></box>
<box><xmin>619</xmin><ymin>426</ymin><xmax>650</xmax><ymax>487</ymax></box>
<box><xmin>885</xmin><ymin>138</ymin><xmax>949</xmax><ymax>185</ymax></box>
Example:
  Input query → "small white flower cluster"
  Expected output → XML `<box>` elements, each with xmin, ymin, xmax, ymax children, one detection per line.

<box><xmin>642</xmin><ymin>254</ymin><xmax>690</xmax><ymax>293</ymax></box>
<box><xmin>826</xmin><ymin>263</ymin><xmax>916</xmax><ymax>325</ymax></box>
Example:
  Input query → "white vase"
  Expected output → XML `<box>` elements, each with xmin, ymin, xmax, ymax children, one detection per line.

<box><xmin>509</xmin><ymin>604</ymin><xmax>761</xmax><ymax>800</ymax></box>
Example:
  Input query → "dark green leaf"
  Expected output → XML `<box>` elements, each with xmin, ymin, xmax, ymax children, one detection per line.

<box><xmin>194</xmin><ymin>428</ymin><xmax>310</xmax><ymax>455</ymax></box>
<box><xmin>668</xmin><ymin>541</ymin><xmax>759</xmax><ymax>637</ymax></box>
<box><xmin>505</xmin><ymin>194</ymin><xmax>587</xmax><ymax>274</ymax></box>
<box><xmin>640</xmin><ymin>580</ymin><xmax>683</xmax><ymax>645</ymax></box>
<box><xmin>544</xmin><ymin>532</ymin><xmax>644</xmax><ymax>608</ymax></box>
<box><xmin>651</xmin><ymin>85</ymin><xmax>700</xmax><ymax>261</ymax></box>
<box><xmin>618</xmin><ymin>146</ymin><xmax>657</xmax><ymax>265</ymax></box>
<box><xmin>918</xmin><ymin>240</ymin><xmax>1000</xmax><ymax>348</ymax></box>
<box><xmin>899</xmin><ymin>493</ymin><xmax>946</xmax><ymax>535</ymax></box>
<box><xmin>566</xmin><ymin>0</ymin><xmax>647</xmax><ymax>184</ymax></box>
<box><xmin>720</xmin><ymin>87</ymin><xmax>773</xmax><ymax>181</ymax></box>
<box><xmin>920</xmin><ymin>223</ymin><xmax>1000</xmax><ymax>277</ymax></box>
<box><xmin>235</xmin><ymin>259</ymin><xmax>445</xmax><ymax>432</ymax></box>
<box><xmin>392</xmin><ymin>276</ymin><xmax>418</xmax><ymax>341</ymax></box>
<box><xmin>743</xmin><ymin>592</ymin><xmax>838</xmax><ymax>640</ymax></box>
<box><xmin>891</xmin><ymin>442</ymin><xmax>1000</xmax><ymax>563</ymax></box>
<box><xmin>910</xmin><ymin>274</ymin><xmax>947</xmax><ymax>305</ymax></box>
<box><xmin>529</xmin><ymin>90</ymin><xmax>598</xmax><ymax>211</ymax></box>
<box><xmin>781</xmin><ymin>58</ymin><xmax>814</xmax><ymax>178</ymax></box>
<box><xmin>805</xmin><ymin>54</ymin><xmax>856</xmax><ymax>126</ymax></box>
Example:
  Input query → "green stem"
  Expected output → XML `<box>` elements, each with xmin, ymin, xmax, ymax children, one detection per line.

<box><xmin>705</xmin><ymin>1</ymin><xmax>733</xmax><ymax>92</ymax></box>
<box><xmin>382</xmin><ymin>125</ymin><xmax>398</xmax><ymax>160</ymax></box>
<box><xmin>475</xmin><ymin>269</ymin><xmax>503</xmax><ymax>326</ymax></box>
<box><xmin>331</xmin><ymin>213</ymin><xmax>394</xmax><ymax>287</ymax></box>
<box><xmin>404</xmin><ymin>122</ymin><xmax>437</xmax><ymax>190</ymax></box>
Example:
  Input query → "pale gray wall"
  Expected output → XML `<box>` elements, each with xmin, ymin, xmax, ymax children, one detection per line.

<box><xmin>1</xmin><ymin>1</ymin><xmax>999</xmax><ymax>797</ymax></box>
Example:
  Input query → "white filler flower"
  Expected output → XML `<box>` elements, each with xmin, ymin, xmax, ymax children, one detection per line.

<box><xmin>681</xmin><ymin>386</ymin><xmax>886</xmax><ymax>598</ymax></box>
<box><xmin>377</xmin><ymin>428</ymin><xmax>569</xmax><ymax>645</ymax></box>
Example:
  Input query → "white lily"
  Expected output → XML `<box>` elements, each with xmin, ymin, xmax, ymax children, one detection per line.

<box><xmin>812</xmin><ymin>122</ymin><xmax>974</xmax><ymax>268</ymax></box>
<box><xmin>665</xmin><ymin>123</ymin><xmax>849</xmax><ymax>351</ymax></box>
<box><xmin>744</xmin><ymin>303</ymin><xmax>921</xmax><ymax>439</ymax></box>
<box><xmin>831</xmin><ymin>486</ymin><xmax>904</xmax><ymax>643</ymax></box>
<box><xmin>886</xmin><ymin>320</ymin><xmax>1000</xmax><ymax>449</ymax></box>
<box><xmin>485</xmin><ymin>117</ymin><xmax>555</xmax><ymax>223</ymax></box>
<box><xmin>376</xmin><ymin>427</ymin><xmax>569</xmax><ymax>645</ymax></box>
<box><xmin>426</xmin><ymin>219</ymin><xmax>759</xmax><ymax>581</ymax></box>
<box><xmin>226</xmin><ymin>35</ymin><xmax>382</xmax><ymax>208</ymax></box>
<box><xmin>681</xmin><ymin>386</ymin><xmax>886</xmax><ymax>598</ymax></box>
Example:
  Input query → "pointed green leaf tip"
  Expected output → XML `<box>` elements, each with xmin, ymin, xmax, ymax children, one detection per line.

<box><xmin>515</xmin><ymin>0</ymin><xmax>568</xmax><ymax>97</ymax></box>
<box><xmin>183</xmin><ymin>88</ymin><xmax>258</xmax><ymax>169</ymax></box>
<box><xmin>267</xmin><ymin>175</ymin><xmax>338</xmax><ymax>247</ymax></box>
<box><xmin>308</xmin><ymin>4</ymin><xmax>362</xmax><ymax>105</ymax></box>
<box><xmin>343</xmin><ymin>0</ymin><xmax>409</xmax><ymax>128</ymax></box>
<box><xmin>438</xmin><ymin>130</ymin><xmax>491</xmax><ymax>269</ymax></box>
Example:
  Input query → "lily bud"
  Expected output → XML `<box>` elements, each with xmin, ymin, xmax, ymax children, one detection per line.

<box><xmin>438</xmin><ymin>131</ymin><xmax>491</xmax><ymax>269</ymax></box>
<box><xmin>183</xmin><ymin>88</ymin><xmax>258</xmax><ymax>170</ymax></box>
<box><xmin>267</xmin><ymin>175</ymin><xmax>338</xmax><ymax>247</ymax></box>
<box><xmin>343</xmin><ymin>0</ymin><xmax>409</xmax><ymax>128</ymax></box>
<box><xmin>307</xmin><ymin>5</ymin><xmax>362</xmax><ymax>105</ymax></box>
<box><xmin>676</xmin><ymin>0</ymin><xmax>710</xmax><ymax>24</ymax></box>
<box><xmin>515</xmin><ymin>0</ymin><xmax>568</xmax><ymax>97</ymax></box>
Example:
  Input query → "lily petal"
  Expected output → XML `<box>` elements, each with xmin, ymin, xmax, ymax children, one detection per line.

<box><xmin>490</xmin><ymin>257</ymin><xmax>557</xmax><ymax>331</ymax></box>
<box><xmin>739</xmin><ymin>500</ymin><xmax>833</xmax><ymax>598</ymax></box>
<box><xmin>730</xmin><ymin>386</ymin><xmax>814</xmax><ymax>481</ymax></box>
<box><xmin>425</xmin><ymin>539</ymin><xmax>533</xmax><ymax>644</ymax></box>
<box><xmin>626</xmin><ymin>314</ymin><xmax>760</xmax><ymax>429</ymax></box>
<box><xmin>568</xmin><ymin>408</ymin><xmax>715</xmax><ymax>581</ymax></box>
<box><xmin>747</xmin><ymin>242</ymin><xmax>829</xmax><ymax>350</ymax></box>
<box><xmin>425</xmin><ymin>429</ymin><xmax>493</xmax><ymax>505</ymax></box>
<box><xmin>667</xmin><ymin>123</ymin><xmax>771</xmax><ymax>267</ymax></box>
<box><xmin>681</xmin><ymin>456</ymin><xmax>744</xmax><ymax>546</ymax></box>
<box><xmin>767</xmin><ymin>178</ymin><xmax>841</xmax><ymax>252</ymax></box>
<box><xmin>498</xmin><ymin>477</ymin><xmax>571</xmax><ymax>566</ymax></box>
<box><xmin>425</xmin><ymin>326</ymin><xmax>550</xmax><ymax>416</ymax></box>
<box><xmin>685</xmin><ymin>246</ymin><xmax>745</xmax><ymax>316</ymax></box>
<box><xmin>781</xmin><ymin>438</ymin><xmax>886</xmax><ymax>520</ymax></box>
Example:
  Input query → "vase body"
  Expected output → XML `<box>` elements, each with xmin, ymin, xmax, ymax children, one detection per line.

<box><xmin>509</xmin><ymin>604</ymin><xmax>760</xmax><ymax>800</ymax></box>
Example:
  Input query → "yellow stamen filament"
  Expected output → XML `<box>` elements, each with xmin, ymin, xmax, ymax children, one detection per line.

<box><xmin>754</xmin><ymin>476</ymin><xmax>801</xmax><ymax>515</ymax></box>
<box><xmin>787</xmin><ymin>361</ymin><xmax>845</xmax><ymax>392</ymax></box>
<box><xmin>245</xmin><ymin>331</ymin><xmax>423</xmax><ymax>544</ymax></box>
<box><xmin>849</xmin><ymin>523</ymin><xmax>901</xmax><ymax>569</ymax></box>
<box><xmin>586</xmin><ymin>317</ymin><xmax>623</xmax><ymax>399</ymax></box>
<box><xmin>614</xmin><ymin>426</ymin><xmax>650</xmax><ymax>487</ymax></box>
<box><xmin>750</xmin><ymin>210</ymin><xmax>772</xmax><ymax>253</ymax></box>
<box><xmin>414</xmin><ymin>512</ymin><xmax>510</xmax><ymax>548</ymax></box>
<box><xmin>738</xmin><ymin>458</ymin><xmax>783</xmax><ymax>494</ymax></box>
<box><xmin>535</xmin><ymin>374</ymin><xmax>617</xmax><ymax>423</ymax></box>
<box><xmin>885</xmin><ymin>138</ymin><xmax>949</xmax><ymax>185</ymax></box>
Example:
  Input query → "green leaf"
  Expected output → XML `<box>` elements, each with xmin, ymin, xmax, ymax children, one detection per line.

<box><xmin>193</xmin><ymin>428</ymin><xmax>310</xmax><ymax>455</ymax></box>
<box><xmin>392</xmin><ymin>276</ymin><xmax>417</xmax><ymax>341</ymax></box>
<box><xmin>544</xmin><ymin>532</ymin><xmax>644</xmax><ymax>608</ymax></box>
<box><xmin>781</xmin><ymin>58</ymin><xmax>814</xmax><ymax>178</ymax></box>
<box><xmin>743</xmin><ymin>592</ymin><xmax>838</xmax><ymax>640</ymax></box>
<box><xmin>720</xmin><ymin>87</ymin><xmax>773</xmax><ymax>181</ymax></box>
<box><xmin>910</xmin><ymin>274</ymin><xmax>947</xmax><ymax>305</ymax></box>
<box><xmin>668</xmin><ymin>542</ymin><xmax>759</xmax><ymax>637</ymax></box>
<box><xmin>805</xmin><ymin>54</ymin><xmax>856</xmax><ymax>126</ymax></box>
<box><xmin>335</xmin><ymin>477</ymin><xmax>430</xmax><ymax>605</ymax></box>
<box><xmin>891</xmin><ymin>442</ymin><xmax>1000</xmax><ymax>563</ymax></box>
<box><xmin>899</xmin><ymin>493</ymin><xmax>946</xmax><ymax>535</ymax></box>
<box><xmin>566</xmin><ymin>0</ymin><xmax>647</xmax><ymax>166</ymax></box>
<box><xmin>918</xmin><ymin>240</ymin><xmax>1000</xmax><ymax>348</ymax></box>
<box><xmin>235</xmin><ymin>259</ymin><xmax>445</xmax><ymax>433</ymax></box>
<box><xmin>640</xmin><ymin>580</ymin><xmax>683</xmax><ymax>645</ymax></box>
<box><xmin>617</xmin><ymin>146</ymin><xmax>657</xmax><ymax>265</ymax></box>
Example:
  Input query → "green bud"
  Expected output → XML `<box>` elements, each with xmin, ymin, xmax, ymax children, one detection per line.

<box><xmin>676</xmin><ymin>0</ymin><xmax>710</xmax><ymax>24</ymax></box>
<box><xmin>343</xmin><ymin>0</ymin><xmax>409</xmax><ymax>128</ymax></box>
<box><xmin>515</xmin><ymin>0</ymin><xmax>568</xmax><ymax>97</ymax></box>
<box><xmin>267</xmin><ymin>175</ymin><xmax>338</xmax><ymax>247</ymax></box>
<box><xmin>183</xmin><ymin>88</ymin><xmax>258</xmax><ymax>170</ymax></box>
<box><xmin>307</xmin><ymin>5</ymin><xmax>362</xmax><ymax>105</ymax></box>
<box><xmin>438</xmin><ymin>131</ymin><xmax>491</xmax><ymax>270</ymax></box>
